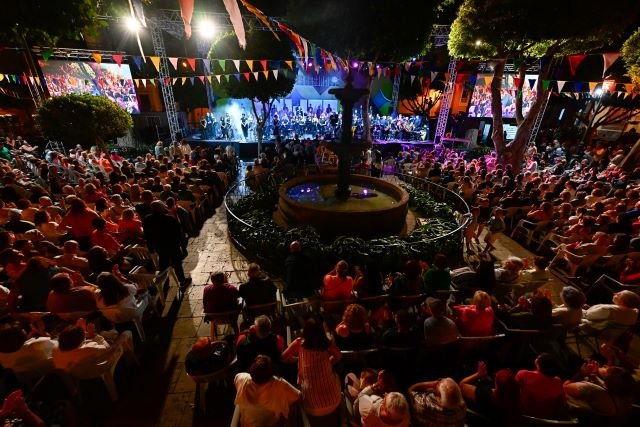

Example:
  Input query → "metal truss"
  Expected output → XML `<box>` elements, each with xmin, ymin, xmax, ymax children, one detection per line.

<box><xmin>150</xmin><ymin>22</ymin><xmax>181</xmax><ymax>141</ymax></box>
<box><xmin>434</xmin><ymin>56</ymin><xmax>458</xmax><ymax>142</ymax></box>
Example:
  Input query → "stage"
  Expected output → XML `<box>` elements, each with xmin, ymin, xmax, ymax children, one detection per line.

<box><xmin>186</xmin><ymin>136</ymin><xmax>473</xmax><ymax>160</ymax></box>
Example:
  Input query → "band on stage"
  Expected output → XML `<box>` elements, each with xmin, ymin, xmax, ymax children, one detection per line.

<box><xmin>199</xmin><ymin>104</ymin><xmax>431</xmax><ymax>142</ymax></box>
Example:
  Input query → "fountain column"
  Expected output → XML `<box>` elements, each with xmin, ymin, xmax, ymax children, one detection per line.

<box><xmin>328</xmin><ymin>74</ymin><xmax>370</xmax><ymax>200</ymax></box>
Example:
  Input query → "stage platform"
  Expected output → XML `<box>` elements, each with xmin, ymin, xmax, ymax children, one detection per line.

<box><xmin>186</xmin><ymin>137</ymin><xmax>472</xmax><ymax>160</ymax></box>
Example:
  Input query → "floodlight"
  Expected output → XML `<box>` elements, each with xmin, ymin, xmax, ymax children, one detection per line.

<box><xmin>125</xmin><ymin>16</ymin><xmax>141</xmax><ymax>32</ymax></box>
<box><xmin>198</xmin><ymin>20</ymin><xmax>216</xmax><ymax>39</ymax></box>
<box><xmin>475</xmin><ymin>40</ymin><xmax>482</xmax><ymax>46</ymax></box>
<box><xmin>594</xmin><ymin>88</ymin><xmax>604</xmax><ymax>97</ymax></box>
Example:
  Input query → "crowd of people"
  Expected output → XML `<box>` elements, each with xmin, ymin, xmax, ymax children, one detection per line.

<box><xmin>0</xmin><ymin>134</ymin><xmax>237</xmax><ymax>425</ymax></box>
<box><xmin>1</xmin><ymin>121</ymin><xmax>640</xmax><ymax>426</ymax></box>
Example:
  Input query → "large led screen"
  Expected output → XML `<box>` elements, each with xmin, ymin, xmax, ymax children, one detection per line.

<box><xmin>468</xmin><ymin>74</ymin><xmax>537</xmax><ymax>119</ymax></box>
<box><xmin>41</xmin><ymin>60</ymin><xmax>140</xmax><ymax>114</ymax></box>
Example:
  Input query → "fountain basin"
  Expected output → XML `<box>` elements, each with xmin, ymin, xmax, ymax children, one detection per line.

<box><xmin>278</xmin><ymin>174</ymin><xmax>410</xmax><ymax>238</ymax></box>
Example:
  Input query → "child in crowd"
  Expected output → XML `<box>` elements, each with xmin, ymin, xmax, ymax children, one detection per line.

<box><xmin>482</xmin><ymin>208</ymin><xmax>506</xmax><ymax>255</ymax></box>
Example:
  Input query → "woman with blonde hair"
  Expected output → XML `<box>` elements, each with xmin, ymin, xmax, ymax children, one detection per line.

<box><xmin>452</xmin><ymin>290</ymin><xmax>495</xmax><ymax>337</ymax></box>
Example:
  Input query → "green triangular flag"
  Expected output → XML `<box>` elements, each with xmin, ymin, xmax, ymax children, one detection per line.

<box><xmin>218</xmin><ymin>59</ymin><xmax>226</xmax><ymax>71</ymax></box>
<box><xmin>513</xmin><ymin>57</ymin><xmax>525</xmax><ymax>70</ymax></box>
<box><xmin>542</xmin><ymin>80</ymin><xmax>551</xmax><ymax>92</ymax></box>
<box><xmin>42</xmin><ymin>49</ymin><xmax>53</xmax><ymax>61</ymax></box>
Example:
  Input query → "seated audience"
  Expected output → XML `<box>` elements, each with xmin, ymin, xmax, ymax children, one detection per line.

<box><xmin>452</xmin><ymin>290</ymin><xmax>495</xmax><ymax>337</ymax></box>
<box><xmin>335</xmin><ymin>303</ymin><xmax>374</xmax><ymax>350</ymax></box>
<box><xmin>238</xmin><ymin>263</ymin><xmax>277</xmax><ymax>307</ymax></box>
<box><xmin>423</xmin><ymin>297</ymin><xmax>459</xmax><ymax>348</ymax></box>
<box><xmin>515</xmin><ymin>353</ymin><xmax>567</xmax><ymax>419</ymax></box>
<box><xmin>236</xmin><ymin>316</ymin><xmax>285</xmax><ymax>371</ymax></box>
<box><xmin>203</xmin><ymin>271</ymin><xmax>240</xmax><ymax>313</ymax></box>
<box><xmin>322</xmin><ymin>260</ymin><xmax>354</xmax><ymax>301</ymax></box>
<box><xmin>408</xmin><ymin>378</ymin><xmax>466</xmax><ymax>427</ymax></box>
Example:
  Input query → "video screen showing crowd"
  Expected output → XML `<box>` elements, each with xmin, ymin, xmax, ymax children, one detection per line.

<box><xmin>200</xmin><ymin>103</ymin><xmax>430</xmax><ymax>142</ymax></box>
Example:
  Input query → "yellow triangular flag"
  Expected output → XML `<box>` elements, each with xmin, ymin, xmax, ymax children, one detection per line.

<box><xmin>285</xmin><ymin>60</ymin><xmax>293</xmax><ymax>69</ymax></box>
<box><xmin>91</xmin><ymin>53</ymin><xmax>102</xmax><ymax>64</ymax></box>
<box><xmin>181</xmin><ymin>77</ymin><xmax>187</xmax><ymax>85</ymax></box>
<box><xmin>589</xmin><ymin>82</ymin><xmax>598</xmax><ymax>93</ymax></box>
<box><xmin>262</xmin><ymin>70</ymin><xmax>269</xmax><ymax>79</ymax></box>
<box><xmin>0</xmin><ymin>74</ymin><xmax>4</xmax><ymax>82</ymax></box>
<box><xmin>149</xmin><ymin>56</ymin><xmax>160</xmax><ymax>72</ymax></box>
<box><xmin>207</xmin><ymin>76</ymin><xmax>212</xmax><ymax>83</ymax></box>
<box><xmin>246</xmin><ymin>60</ymin><xmax>254</xmax><ymax>71</ymax></box>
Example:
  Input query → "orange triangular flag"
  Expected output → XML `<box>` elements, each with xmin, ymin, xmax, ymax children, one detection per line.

<box><xmin>149</xmin><ymin>56</ymin><xmax>161</xmax><ymax>72</ymax></box>
<box><xmin>91</xmin><ymin>53</ymin><xmax>102</xmax><ymax>64</ymax></box>
<box><xmin>262</xmin><ymin>70</ymin><xmax>269</xmax><ymax>79</ymax></box>
<box><xmin>246</xmin><ymin>60</ymin><xmax>254</xmax><ymax>71</ymax></box>
<box><xmin>588</xmin><ymin>82</ymin><xmax>598</xmax><ymax>93</ymax></box>
<box><xmin>284</xmin><ymin>60</ymin><xmax>293</xmax><ymax>69</ymax></box>
<box><xmin>186</xmin><ymin>58</ymin><xmax>196</xmax><ymax>71</ymax></box>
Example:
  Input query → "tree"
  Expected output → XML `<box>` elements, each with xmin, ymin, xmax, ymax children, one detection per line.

<box><xmin>286</xmin><ymin>0</ymin><xmax>448</xmax><ymax>144</ymax></box>
<box><xmin>448</xmin><ymin>0</ymin><xmax>640</xmax><ymax>171</ymax></box>
<box><xmin>622</xmin><ymin>27</ymin><xmax>640</xmax><ymax>91</ymax></box>
<box><xmin>399</xmin><ymin>79</ymin><xmax>443</xmax><ymax>121</ymax></box>
<box><xmin>209</xmin><ymin>30</ymin><xmax>297</xmax><ymax>153</ymax></box>
<box><xmin>0</xmin><ymin>0</ymin><xmax>109</xmax><ymax>46</ymax></box>
<box><xmin>576</xmin><ymin>93</ymin><xmax>640</xmax><ymax>145</ymax></box>
<box><xmin>36</xmin><ymin>94</ymin><xmax>133</xmax><ymax>151</ymax></box>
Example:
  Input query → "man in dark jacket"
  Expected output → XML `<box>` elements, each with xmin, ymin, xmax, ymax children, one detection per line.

<box><xmin>143</xmin><ymin>201</ymin><xmax>190</xmax><ymax>286</ymax></box>
<box><xmin>239</xmin><ymin>263</ymin><xmax>277</xmax><ymax>307</ymax></box>
<box><xmin>283</xmin><ymin>241</ymin><xmax>316</xmax><ymax>301</ymax></box>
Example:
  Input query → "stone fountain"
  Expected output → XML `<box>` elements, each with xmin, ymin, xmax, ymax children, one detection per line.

<box><xmin>277</xmin><ymin>74</ymin><xmax>409</xmax><ymax>238</ymax></box>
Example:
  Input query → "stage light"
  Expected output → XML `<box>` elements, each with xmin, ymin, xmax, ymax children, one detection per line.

<box><xmin>308</xmin><ymin>61</ymin><xmax>313</xmax><ymax>67</ymax></box>
<box><xmin>198</xmin><ymin>20</ymin><xmax>216</xmax><ymax>39</ymax></box>
<box><xmin>125</xmin><ymin>16</ymin><xmax>141</xmax><ymax>32</ymax></box>
<box><xmin>376</xmin><ymin>65</ymin><xmax>381</xmax><ymax>69</ymax></box>
<box><xmin>352</xmin><ymin>61</ymin><xmax>359</xmax><ymax>68</ymax></box>
<box><xmin>182</xmin><ymin>60</ymin><xmax>188</xmax><ymax>67</ymax></box>
<box><xmin>475</xmin><ymin>40</ymin><xmax>482</xmax><ymax>47</ymax></box>
<box><xmin>412</xmin><ymin>57</ymin><xmax>416</xmax><ymax>62</ymax></box>
<box><xmin>594</xmin><ymin>88</ymin><xmax>604</xmax><ymax>97</ymax></box>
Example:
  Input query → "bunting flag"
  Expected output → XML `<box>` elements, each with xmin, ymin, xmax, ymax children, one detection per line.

<box><xmin>215</xmin><ymin>75</ymin><xmax>221</xmax><ymax>83</ymax></box>
<box><xmin>218</xmin><ymin>59</ymin><xmax>226</xmax><ymax>71</ymax></box>
<box><xmin>240</xmin><ymin>0</ymin><xmax>280</xmax><ymax>41</ymax></box>
<box><xmin>141</xmin><ymin>79</ymin><xmax>146</xmax><ymax>88</ymax></box>
<box><xmin>91</xmin><ymin>53</ymin><xmax>103</xmax><ymax>64</ymax></box>
<box><xmin>179</xmin><ymin>0</ymin><xmax>194</xmax><ymax>39</ymax></box>
<box><xmin>602</xmin><ymin>53</ymin><xmax>620</xmax><ymax>77</ymax></box>
<box><xmin>542</xmin><ymin>80</ymin><xmax>551</xmax><ymax>91</ymax></box>
<box><xmin>186</xmin><ymin>58</ymin><xmax>196</xmax><ymax>71</ymax></box>
<box><xmin>483</xmin><ymin>76</ymin><xmax>492</xmax><ymax>86</ymax></box>
<box><xmin>259</xmin><ymin>60</ymin><xmax>267</xmax><ymax>71</ymax></box>
<box><xmin>513</xmin><ymin>77</ymin><xmax>522</xmax><ymax>89</ymax></box>
<box><xmin>112</xmin><ymin>54</ymin><xmax>123</xmax><ymax>67</ymax></box>
<box><xmin>404</xmin><ymin>62</ymin><xmax>411</xmax><ymax>71</ymax></box>
<box><xmin>430</xmin><ymin>72</ymin><xmax>438</xmax><ymax>81</ymax></box>
<box><xmin>589</xmin><ymin>82</ymin><xmax>598</xmax><ymax>93</ymax></box>
<box><xmin>243</xmin><ymin>73</ymin><xmax>250</xmax><ymax>81</ymax></box>
<box><xmin>273</xmin><ymin>70</ymin><xmax>279</xmax><ymax>79</ymax></box>
<box><xmin>181</xmin><ymin>77</ymin><xmax>187</xmax><ymax>85</ymax></box>
<box><xmin>410</xmin><ymin>75</ymin><xmax>416</xmax><ymax>85</ymax></box>
<box><xmin>42</xmin><ymin>50</ymin><xmax>54</xmax><ymax>61</ymax></box>
<box><xmin>246</xmin><ymin>60</ymin><xmax>254</xmax><ymax>71</ymax></box>
<box><xmin>625</xmin><ymin>84</ymin><xmax>634</xmax><ymax>93</ymax></box>
<box><xmin>169</xmin><ymin>57</ymin><xmax>179</xmax><ymax>70</ymax></box>
<box><xmin>253</xmin><ymin>72</ymin><xmax>259</xmax><ymax>80</ymax></box>
<box><xmin>574</xmin><ymin>82</ymin><xmax>584</xmax><ymax>92</ymax></box>
<box><xmin>284</xmin><ymin>60</ymin><xmax>292</xmax><ymax>69</ymax></box>
<box><xmin>557</xmin><ymin>81</ymin><xmax>567</xmax><ymax>92</ymax></box>
<box><xmin>189</xmin><ymin>77</ymin><xmax>195</xmax><ymax>85</ymax></box>
<box><xmin>198</xmin><ymin>75</ymin><xmax>205</xmax><ymax>85</ymax></box>
<box><xmin>222</xmin><ymin>0</ymin><xmax>246</xmax><ymax>48</ymax></box>
<box><xmin>232</xmin><ymin>60</ymin><xmax>240</xmax><ymax>72</ymax></box>
<box><xmin>326</xmin><ymin>52</ymin><xmax>337</xmax><ymax>71</ymax></box>
<box><xmin>132</xmin><ymin>56</ymin><xmax>143</xmax><ymax>70</ymax></box>
<box><xmin>567</xmin><ymin>54</ymin><xmax>588</xmax><ymax>76</ymax></box>
<box><xmin>302</xmin><ymin>38</ymin><xmax>309</xmax><ymax>64</ymax></box>
<box><xmin>528</xmin><ymin>78</ymin><xmax>537</xmax><ymax>89</ymax></box>
<box><xmin>149</xmin><ymin>56</ymin><xmax>160</xmax><ymax>72</ymax></box>
<box><xmin>203</xmin><ymin>59</ymin><xmax>211</xmax><ymax>74</ymax></box>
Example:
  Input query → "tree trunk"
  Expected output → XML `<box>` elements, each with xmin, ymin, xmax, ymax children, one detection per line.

<box><xmin>490</xmin><ymin>59</ymin><xmax>507</xmax><ymax>162</ymax></box>
<box><xmin>361</xmin><ymin>75</ymin><xmax>374</xmax><ymax>146</ymax></box>
<box><xmin>515</xmin><ymin>63</ymin><xmax>526</xmax><ymax>126</ymax></box>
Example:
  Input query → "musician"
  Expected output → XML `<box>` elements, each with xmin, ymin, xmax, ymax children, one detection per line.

<box><xmin>272</xmin><ymin>113</ymin><xmax>281</xmax><ymax>138</ymax></box>
<box><xmin>220</xmin><ymin>115</ymin><xmax>230</xmax><ymax>140</ymax></box>
<box><xmin>241</xmin><ymin>113</ymin><xmax>249</xmax><ymax>139</ymax></box>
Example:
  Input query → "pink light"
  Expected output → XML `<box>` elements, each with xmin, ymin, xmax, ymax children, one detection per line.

<box><xmin>376</xmin><ymin>65</ymin><xmax>381</xmax><ymax>69</ymax></box>
<box><xmin>352</xmin><ymin>61</ymin><xmax>359</xmax><ymax>68</ymax></box>
<box><xmin>308</xmin><ymin>62</ymin><xmax>313</xmax><ymax>67</ymax></box>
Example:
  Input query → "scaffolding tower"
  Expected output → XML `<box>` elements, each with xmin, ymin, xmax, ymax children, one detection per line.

<box><xmin>390</xmin><ymin>73</ymin><xmax>401</xmax><ymax>117</ymax></box>
<box><xmin>150</xmin><ymin>22</ymin><xmax>181</xmax><ymax>141</ymax></box>
<box><xmin>434</xmin><ymin>57</ymin><xmax>458</xmax><ymax>143</ymax></box>
<box><xmin>528</xmin><ymin>91</ymin><xmax>552</xmax><ymax>145</ymax></box>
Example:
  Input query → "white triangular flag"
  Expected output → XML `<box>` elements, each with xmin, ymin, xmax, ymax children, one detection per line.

<box><xmin>232</xmin><ymin>60</ymin><xmax>240</xmax><ymax>72</ymax></box>
<box><xmin>141</xmin><ymin>79</ymin><xmax>146</xmax><ymax>87</ymax></box>
<box><xmin>215</xmin><ymin>75</ymin><xmax>221</xmax><ymax>83</ymax></box>
<box><xmin>169</xmin><ymin>57</ymin><xmax>179</xmax><ymax>70</ymax></box>
<box><xmin>273</xmin><ymin>70</ymin><xmax>279</xmax><ymax>79</ymax></box>
<box><xmin>410</xmin><ymin>75</ymin><xmax>416</xmax><ymax>85</ymax></box>
<box><xmin>405</xmin><ymin>62</ymin><xmax>411</xmax><ymax>71</ymax></box>
<box><xmin>253</xmin><ymin>72</ymin><xmax>259</xmax><ymax>80</ymax></box>
<box><xmin>557</xmin><ymin>80</ymin><xmax>567</xmax><ymax>92</ymax></box>
<box><xmin>431</xmin><ymin>71</ymin><xmax>438</xmax><ymax>81</ymax></box>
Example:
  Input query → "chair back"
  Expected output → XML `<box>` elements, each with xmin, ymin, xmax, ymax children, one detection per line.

<box><xmin>520</xmin><ymin>415</ymin><xmax>579</xmax><ymax>425</ymax></box>
<box><xmin>245</xmin><ymin>302</ymin><xmax>278</xmax><ymax>319</ymax></box>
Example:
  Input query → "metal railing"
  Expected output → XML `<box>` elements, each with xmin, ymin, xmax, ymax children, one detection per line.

<box><xmin>224</xmin><ymin>170</ymin><xmax>470</xmax><ymax>252</ymax></box>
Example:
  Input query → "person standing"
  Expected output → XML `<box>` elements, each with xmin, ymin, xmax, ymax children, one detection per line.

<box><xmin>143</xmin><ymin>201</ymin><xmax>190</xmax><ymax>286</ymax></box>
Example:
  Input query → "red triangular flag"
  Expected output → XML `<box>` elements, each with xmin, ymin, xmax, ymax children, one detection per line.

<box><xmin>260</xmin><ymin>60</ymin><xmax>268</xmax><ymax>71</ymax></box>
<box><xmin>513</xmin><ymin>77</ymin><xmax>522</xmax><ymax>89</ymax></box>
<box><xmin>243</xmin><ymin>73</ymin><xmax>250</xmax><ymax>81</ymax></box>
<box><xmin>567</xmin><ymin>54</ymin><xmax>587</xmax><ymax>76</ymax></box>
<box><xmin>112</xmin><ymin>54</ymin><xmax>123</xmax><ymax>67</ymax></box>
<box><xmin>602</xmin><ymin>53</ymin><xmax>620</xmax><ymax>78</ymax></box>
<box><xmin>186</xmin><ymin>57</ymin><xmax>196</xmax><ymax>71</ymax></box>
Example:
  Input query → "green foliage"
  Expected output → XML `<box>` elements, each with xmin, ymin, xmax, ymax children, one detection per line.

<box><xmin>0</xmin><ymin>0</ymin><xmax>105</xmax><ymax>46</ymax></box>
<box><xmin>622</xmin><ymin>27</ymin><xmax>640</xmax><ymax>89</ymax></box>
<box><xmin>36</xmin><ymin>94</ymin><xmax>133</xmax><ymax>148</ymax></box>
<box><xmin>286</xmin><ymin>0</ymin><xmax>447</xmax><ymax>61</ymax></box>
<box><xmin>209</xmin><ymin>30</ymin><xmax>297</xmax><ymax>103</ymax></box>
<box><xmin>229</xmin><ymin>183</ymin><xmax>461</xmax><ymax>272</ymax></box>
<box><xmin>448</xmin><ymin>0</ymin><xmax>640</xmax><ymax>59</ymax></box>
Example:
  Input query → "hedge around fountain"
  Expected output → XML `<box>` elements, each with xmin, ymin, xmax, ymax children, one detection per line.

<box><xmin>226</xmin><ymin>180</ymin><xmax>465</xmax><ymax>274</ymax></box>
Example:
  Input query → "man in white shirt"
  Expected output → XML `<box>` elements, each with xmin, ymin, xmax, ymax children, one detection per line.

<box><xmin>584</xmin><ymin>290</ymin><xmax>640</xmax><ymax>327</ymax></box>
<box><xmin>358</xmin><ymin>392</ymin><xmax>410</xmax><ymax>427</ymax></box>
<box><xmin>0</xmin><ymin>325</ymin><xmax>56</xmax><ymax>381</ymax></box>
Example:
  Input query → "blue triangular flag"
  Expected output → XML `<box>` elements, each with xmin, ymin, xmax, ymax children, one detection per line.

<box><xmin>574</xmin><ymin>82</ymin><xmax>584</xmax><ymax>92</ymax></box>
<box><xmin>132</xmin><ymin>56</ymin><xmax>143</xmax><ymax>70</ymax></box>
<box><xmin>189</xmin><ymin>77</ymin><xmax>195</xmax><ymax>85</ymax></box>
<box><xmin>234</xmin><ymin>74</ymin><xmax>241</xmax><ymax>81</ymax></box>
<box><xmin>528</xmin><ymin>78</ymin><xmax>537</xmax><ymax>89</ymax></box>
<box><xmin>469</xmin><ymin>74</ymin><xmax>477</xmax><ymax>87</ymax></box>
<box><xmin>203</xmin><ymin>59</ymin><xmax>211</xmax><ymax>74</ymax></box>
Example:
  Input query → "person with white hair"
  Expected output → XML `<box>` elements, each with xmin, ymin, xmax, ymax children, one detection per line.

<box><xmin>408</xmin><ymin>377</ymin><xmax>466</xmax><ymax>426</ymax></box>
<box><xmin>358</xmin><ymin>391</ymin><xmax>410</xmax><ymax>427</ymax></box>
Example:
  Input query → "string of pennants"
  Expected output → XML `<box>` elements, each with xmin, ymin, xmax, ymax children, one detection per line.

<box><xmin>131</xmin><ymin>70</ymin><xmax>285</xmax><ymax>87</ymax></box>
